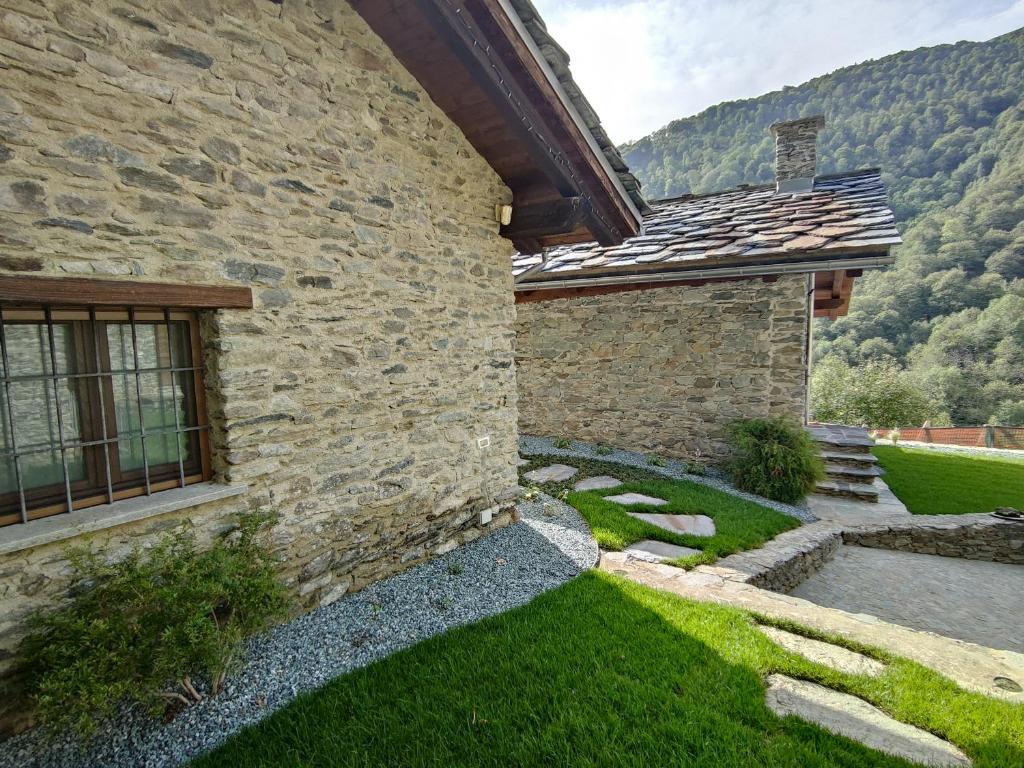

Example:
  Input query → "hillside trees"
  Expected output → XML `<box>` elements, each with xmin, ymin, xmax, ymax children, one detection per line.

<box><xmin>622</xmin><ymin>28</ymin><xmax>1024</xmax><ymax>424</ymax></box>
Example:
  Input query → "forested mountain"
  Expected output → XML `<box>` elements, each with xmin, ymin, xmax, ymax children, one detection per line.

<box><xmin>621</xmin><ymin>28</ymin><xmax>1024</xmax><ymax>426</ymax></box>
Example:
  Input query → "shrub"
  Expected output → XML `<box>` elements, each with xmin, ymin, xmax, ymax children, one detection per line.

<box><xmin>593</xmin><ymin>444</ymin><xmax>613</xmax><ymax>456</ymax></box>
<box><xmin>646</xmin><ymin>454</ymin><xmax>667</xmax><ymax>467</ymax></box>
<box><xmin>19</xmin><ymin>511</ymin><xmax>288</xmax><ymax>738</ymax></box>
<box><xmin>684</xmin><ymin>461</ymin><xmax>706</xmax><ymax>476</ymax></box>
<box><xmin>810</xmin><ymin>355</ymin><xmax>934</xmax><ymax>429</ymax></box>
<box><xmin>552</xmin><ymin>437</ymin><xmax>572</xmax><ymax>449</ymax></box>
<box><xmin>726</xmin><ymin>418</ymin><xmax>824</xmax><ymax>503</ymax></box>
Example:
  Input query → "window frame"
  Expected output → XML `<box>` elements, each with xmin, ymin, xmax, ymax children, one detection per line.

<box><xmin>0</xmin><ymin>306</ymin><xmax>212</xmax><ymax>527</ymax></box>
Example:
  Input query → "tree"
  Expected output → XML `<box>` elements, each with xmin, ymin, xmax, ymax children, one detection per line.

<box><xmin>621</xmin><ymin>28</ymin><xmax>1024</xmax><ymax>426</ymax></box>
<box><xmin>991</xmin><ymin>400</ymin><xmax>1024</xmax><ymax>426</ymax></box>
<box><xmin>810</xmin><ymin>356</ymin><xmax>936</xmax><ymax>428</ymax></box>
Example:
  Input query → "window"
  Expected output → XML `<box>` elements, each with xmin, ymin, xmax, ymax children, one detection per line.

<box><xmin>0</xmin><ymin>307</ymin><xmax>211</xmax><ymax>527</ymax></box>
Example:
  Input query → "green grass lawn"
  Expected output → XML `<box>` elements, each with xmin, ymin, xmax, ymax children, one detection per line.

<box><xmin>873</xmin><ymin>445</ymin><xmax>1024</xmax><ymax>514</ymax></box>
<box><xmin>194</xmin><ymin>572</ymin><xmax>1024</xmax><ymax>768</ymax></box>
<box><xmin>520</xmin><ymin>455</ymin><xmax>800</xmax><ymax>567</ymax></box>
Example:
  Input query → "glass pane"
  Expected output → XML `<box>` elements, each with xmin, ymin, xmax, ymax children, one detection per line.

<box><xmin>118</xmin><ymin>436</ymin><xmax>145</xmax><ymax>473</ymax></box>
<box><xmin>106</xmin><ymin>322</ymin><xmax>134</xmax><ymax>372</ymax></box>
<box><xmin>9</xmin><ymin>379</ymin><xmax>86</xmax><ymax>446</ymax></box>
<box><xmin>107</xmin><ymin>321</ymin><xmax>191</xmax><ymax>372</ymax></box>
<box><xmin>111</xmin><ymin>370</ymin><xmax>142</xmax><ymax>438</ymax></box>
<box><xmin>168</xmin><ymin>321</ymin><xmax>192</xmax><ymax>369</ymax></box>
<box><xmin>133</xmin><ymin>324</ymin><xmax>161</xmax><ymax>369</ymax></box>
<box><xmin>141</xmin><ymin>371</ymin><xmax>194</xmax><ymax>466</ymax></box>
<box><xmin>2</xmin><ymin>323</ymin><xmax>77</xmax><ymax>377</ymax></box>
<box><xmin>0</xmin><ymin>454</ymin><xmax>15</xmax><ymax>496</ymax></box>
<box><xmin>18</xmin><ymin>446</ymin><xmax>85</xmax><ymax>492</ymax></box>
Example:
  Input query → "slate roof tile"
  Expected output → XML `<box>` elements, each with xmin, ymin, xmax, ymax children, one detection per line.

<box><xmin>512</xmin><ymin>169</ymin><xmax>901</xmax><ymax>283</ymax></box>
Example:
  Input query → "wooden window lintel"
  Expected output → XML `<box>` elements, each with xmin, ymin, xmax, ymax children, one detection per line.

<box><xmin>0</xmin><ymin>276</ymin><xmax>253</xmax><ymax>309</ymax></box>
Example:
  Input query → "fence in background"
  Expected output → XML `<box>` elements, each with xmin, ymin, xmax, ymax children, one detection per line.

<box><xmin>876</xmin><ymin>426</ymin><xmax>1024</xmax><ymax>450</ymax></box>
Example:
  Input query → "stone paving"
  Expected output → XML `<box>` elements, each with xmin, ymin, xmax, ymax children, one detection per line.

<box><xmin>604</xmin><ymin>492</ymin><xmax>668</xmax><ymax>506</ymax></box>
<box><xmin>765</xmin><ymin>675</ymin><xmax>971</xmax><ymax>767</ymax></box>
<box><xmin>523</xmin><ymin>464</ymin><xmax>578</xmax><ymax>483</ymax></box>
<box><xmin>573</xmin><ymin>475</ymin><xmax>622</xmax><ymax>491</ymax></box>
<box><xmin>600</xmin><ymin>551</ymin><xmax>1024</xmax><ymax>703</ymax></box>
<box><xmin>622</xmin><ymin>540</ymin><xmax>701</xmax><ymax>563</ymax></box>
<box><xmin>791</xmin><ymin>545</ymin><xmax>1024</xmax><ymax>653</ymax></box>
<box><xmin>627</xmin><ymin>512</ymin><xmax>716</xmax><ymax>537</ymax></box>
<box><xmin>757</xmin><ymin>625</ymin><xmax>884</xmax><ymax>677</ymax></box>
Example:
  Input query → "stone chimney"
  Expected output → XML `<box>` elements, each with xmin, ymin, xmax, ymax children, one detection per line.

<box><xmin>770</xmin><ymin>115</ymin><xmax>825</xmax><ymax>193</ymax></box>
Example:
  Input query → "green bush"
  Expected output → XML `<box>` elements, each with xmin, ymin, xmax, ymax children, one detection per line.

<box><xmin>726</xmin><ymin>418</ymin><xmax>824</xmax><ymax>503</ymax></box>
<box><xmin>646</xmin><ymin>454</ymin><xmax>667</xmax><ymax>467</ymax></box>
<box><xmin>552</xmin><ymin>437</ymin><xmax>572</xmax><ymax>449</ymax></box>
<box><xmin>593</xmin><ymin>444</ymin><xmax>613</xmax><ymax>456</ymax></box>
<box><xmin>19</xmin><ymin>511</ymin><xmax>288</xmax><ymax>738</ymax></box>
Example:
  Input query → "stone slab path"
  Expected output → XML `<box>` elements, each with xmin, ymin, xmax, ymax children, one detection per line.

<box><xmin>757</xmin><ymin>625</ymin><xmax>884</xmax><ymax>677</ymax></box>
<box><xmin>523</xmin><ymin>464</ymin><xmax>578</xmax><ymax>483</ymax></box>
<box><xmin>605</xmin><ymin>492</ymin><xmax>668</xmax><ymax>506</ymax></box>
<box><xmin>622</xmin><ymin>540</ymin><xmax>701</xmax><ymax>563</ymax></box>
<box><xmin>573</xmin><ymin>475</ymin><xmax>622</xmax><ymax>491</ymax></box>
<box><xmin>627</xmin><ymin>512</ymin><xmax>716</xmax><ymax>537</ymax></box>
<box><xmin>600</xmin><ymin>551</ymin><xmax>1024</xmax><ymax>703</ymax></box>
<box><xmin>765</xmin><ymin>675</ymin><xmax>971</xmax><ymax>767</ymax></box>
<box><xmin>791</xmin><ymin>545</ymin><xmax>1024</xmax><ymax>653</ymax></box>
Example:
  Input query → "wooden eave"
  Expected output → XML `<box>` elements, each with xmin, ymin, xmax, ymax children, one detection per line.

<box><xmin>351</xmin><ymin>0</ymin><xmax>642</xmax><ymax>252</ymax></box>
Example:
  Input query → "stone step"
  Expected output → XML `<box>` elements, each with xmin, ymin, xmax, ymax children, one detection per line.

<box><xmin>824</xmin><ymin>463</ymin><xmax>881</xmax><ymax>483</ymax></box>
<box><xmin>815</xmin><ymin>479</ymin><xmax>879</xmax><ymax>502</ymax></box>
<box><xmin>765</xmin><ymin>675</ymin><xmax>971</xmax><ymax>767</ymax></box>
<box><xmin>813</xmin><ymin>436</ymin><xmax>875</xmax><ymax>454</ymax></box>
<box><xmin>819</xmin><ymin>450</ymin><xmax>879</xmax><ymax>468</ymax></box>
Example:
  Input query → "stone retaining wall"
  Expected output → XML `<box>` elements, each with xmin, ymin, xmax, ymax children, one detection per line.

<box><xmin>842</xmin><ymin>515</ymin><xmax>1024</xmax><ymax>565</ymax></box>
<box><xmin>515</xmin><ymin>276</ymin><xmax>810</xmax><ymax>460</ymax></box>
<box><xmin>714</xmin><ymin>524</ymin><xmax>841</xmax><ymax>593</ymax></box>
<box><xmin>0</xmin><ymin>0</ymin><xmax>518</xmax><ymax>733</ymax></box>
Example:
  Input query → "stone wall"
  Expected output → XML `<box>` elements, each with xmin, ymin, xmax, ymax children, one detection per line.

<box><xmin>515</xmin><ymin>276</ymin><xmax>810</xmax><ymax>460</ymax></box>
<box><xmin>0</xmin><ymin>0</ymin><xmax>519</xmax><ymax>731</ymax></box>
<box><xmin>715</xmin><ymin>524</ymin><xmax>841</xmax><ymax>593</ymax></box>
<box><xmin>842</xmin><ymin>515</ymin><xmax>1024</xmax><ymax>565</ymax></box>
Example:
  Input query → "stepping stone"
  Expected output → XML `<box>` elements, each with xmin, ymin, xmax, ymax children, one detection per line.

<box><xmin>574</xmin><ymin>475</ymin><xmax>622</xmax><ymax>491</ymax></box>
<box><xmin>628</xmin><ymin>512</ymin><xmax>716</xmax><ymax>537</ymax></box>
<box><xmin>517</xmin><ymin>457</ymin><xmax>530</xmax><ymax>467</ymax></box>
<box><xmin>623</xmin><ymin>539</ymin><xmax>701</xmax><ymax>563</ymax></box>
<box><xmin>523</xmin><ymin>463</ymin><xmax>578</xmax><ymax>483</ymax></box>
<box><xmin>765</xmin><ymin>675</ymin><xmax>971</xmax><ymax>767</ymax></box>
<box><xmin>605</xmin><ymin>492</ymin><xmax>669</xmax><ymax>507</ymax></box>
<box><xmin>758</xmin><ymin>626</ymin><xmax>884</xmax><ymax>677</ymax></box>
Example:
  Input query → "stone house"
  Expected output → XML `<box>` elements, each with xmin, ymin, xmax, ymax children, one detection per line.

<box><xmin>0</xmin><ymin>0</ymin><xmax>645</xmax><ymax>732</ymax></box>
<box><xmin>514</xmin><ymin>117</ymin><xmax>902</xmax><ymax>459</ymax></box>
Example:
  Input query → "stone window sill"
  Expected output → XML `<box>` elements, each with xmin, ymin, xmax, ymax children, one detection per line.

<box><xmin>0</xmin><ymin>482</ymin><xmax>248</xmax><ymax>556</ymax></box>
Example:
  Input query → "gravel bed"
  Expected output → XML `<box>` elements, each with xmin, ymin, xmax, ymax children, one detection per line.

<box><xmin>519</xmin><ymin>434</ymin><xmax>817</xmax><ymax>523</ymax></box>
<box><xmin>0</xmin><ymin>495</ymin><xmax>597</xmax><ymax>768</ymax></box>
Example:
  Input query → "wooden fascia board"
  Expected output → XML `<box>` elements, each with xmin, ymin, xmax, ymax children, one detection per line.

<box><xmin>409</xmin><ymin>0</ymin><xmax>635</xmax><ymax>245</ymax></box>
<box><xmin>516</xmin><ymin>246</ymin><xmax>894</xmax><ymax>287</ymax></box>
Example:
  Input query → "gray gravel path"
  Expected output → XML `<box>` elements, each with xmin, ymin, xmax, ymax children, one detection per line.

<box><xmin>0</xmin><ymin>494</ymin><xmax>597</xmax><ymax>768</ymax></box>
<box><xmin>519</xmin><ymin>434</ymin><xmax>816</xmax><ymax>523</ymax></box>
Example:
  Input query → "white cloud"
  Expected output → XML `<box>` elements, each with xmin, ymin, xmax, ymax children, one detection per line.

<box><xmin>533</xmin><ymin>0</ymin><xmax>1024</xmax><ymax>142</ymax></box>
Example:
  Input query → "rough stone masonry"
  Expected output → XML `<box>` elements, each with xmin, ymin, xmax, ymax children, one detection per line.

<box><xmin>515</xmin><ymin>276</ymin><xmax>810</xmax><ymax>460</ymax></box>
<box><xmin>0</xmin><ymin>0</ymin><xmax>519</xmax><ymax>732</ymax></box>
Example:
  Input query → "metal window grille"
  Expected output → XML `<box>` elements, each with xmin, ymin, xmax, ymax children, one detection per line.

<box><xmin>0</xmin><ymin>306</ymin><xmax>211</xmax><ymax>526</ymax></box>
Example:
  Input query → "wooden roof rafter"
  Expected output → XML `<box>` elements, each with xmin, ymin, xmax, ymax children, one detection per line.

<box><xmin>352</xmin><ymin>0</ymin><xmax>643</xmax><ymax>252</ymax></box>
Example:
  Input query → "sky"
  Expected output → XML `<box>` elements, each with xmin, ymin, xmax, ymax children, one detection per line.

<box><xmin>532</xmin><ymin>0</ymin><xmax>1024</xmax><ymax>143</ymax></box>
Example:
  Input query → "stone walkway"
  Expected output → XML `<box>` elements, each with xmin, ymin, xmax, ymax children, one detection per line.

<box><xmin>765</xmin><ymin>675</ymin><xmax>971</xmax><ymax>767</ymax></box>
<box><xmin>600</xmin><ymin>551</ymin><xmax>1024</xmax><ymax>703</ymax></box>
<box><xmin>791</xmin><ymin>545</ymin><xmax>1024</xmax><ymax>653</ymax></box>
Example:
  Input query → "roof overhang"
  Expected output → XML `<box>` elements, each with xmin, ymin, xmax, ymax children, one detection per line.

<box><xmin>514</xmin><ymin>251</ymin><xmax>895</xmax><ymax>317</ymax></box>
<box><xmin>352</xmin><ymin>0</ymin><xmax>643</xmax><ymax>252</ymax></box>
